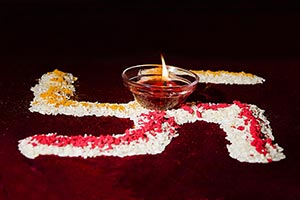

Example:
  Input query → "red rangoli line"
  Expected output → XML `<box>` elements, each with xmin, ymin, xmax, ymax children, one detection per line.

<box><xmin>233</xmin><ymin>101</ymin><xmax>274</xmax><ymax>156</ymax></box>
<box><xmin>24</xmin><ymin>101</ymin><xmax>277</xmax><ymax>161</ymax></box>
<box><xmin>181</xmin><ymin>101</ymin><xmax>273</xmax><ymax>160</ymax></box>
<box><xmin>29</xmin><ymin>111</ymin><xmax>178</xmax><ymax>150</ymax></box>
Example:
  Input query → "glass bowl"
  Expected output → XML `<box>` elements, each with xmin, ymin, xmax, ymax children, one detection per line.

<box><xmin>122</xmin><ymin>64</ymin><xmax>199</xmax><ymax>110</ymax></box>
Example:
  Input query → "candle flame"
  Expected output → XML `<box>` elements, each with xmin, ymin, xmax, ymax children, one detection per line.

<box><xmin>161</xmin><ymin>54</ymin><xmax>169</xmax><ymax>81</ymax></box>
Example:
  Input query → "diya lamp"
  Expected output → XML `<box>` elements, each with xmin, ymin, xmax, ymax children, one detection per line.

<box><xmin>122</xmin><ymin>55</ymin><xmax>199</xmax><ymax>110</ymax></box>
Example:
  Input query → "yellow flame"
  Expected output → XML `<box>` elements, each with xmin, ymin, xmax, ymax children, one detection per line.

<box><xmin>161</xmin><ymin>54</ymin><xmax>169</xmax><ymax>81</ymax></box>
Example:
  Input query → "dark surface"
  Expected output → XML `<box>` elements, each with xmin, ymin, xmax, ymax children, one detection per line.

<box><xmin>0</xmin><ymin>2</ymin><xmax>300</xmax><ymax>200</ymax></box>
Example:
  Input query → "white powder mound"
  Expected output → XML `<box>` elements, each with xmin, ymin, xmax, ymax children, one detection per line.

<box><xmin>167</xmin><ymin>103</ymin><xmax>285</xmax><ymax>163</ymax></box>
<box><xmin>191</xmin><ymin>70</ymin><xmax>265</xmax><ymax>85</ymax></box>
<box><xmin>18</xmin><ymin>69</ymin><xmax>285</xmax><ymax>163</ymax></box>
<box><xmin>139</xmin><ymin>67</ymin><xmax>265</xmax><ymax>85</ymax></box>
<box><xmin>18</xmin><ymin>121</ymin><xmax>178</xmax><ymax>159</ymax></box>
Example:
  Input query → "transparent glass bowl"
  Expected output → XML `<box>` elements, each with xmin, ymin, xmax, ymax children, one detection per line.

<box><xmin>122</xmin><ymin>64</ymin><xmax>199</xmax><ymax>110</ymax></box>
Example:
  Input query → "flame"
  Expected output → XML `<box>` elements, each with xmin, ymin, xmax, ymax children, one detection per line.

<box><xmin>161</xmin><ymin>54</ymin><xmax>169</xmax><ymax>81</ymax></box>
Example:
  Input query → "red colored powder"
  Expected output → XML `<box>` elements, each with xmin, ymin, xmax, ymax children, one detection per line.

<box><xmin>181</xmin><ymin>105</ymin><xmax>194</xmax><ymax>114</ymax></box>
<box><xmin>29</xmin><ymin>111</ymin><xmax>179</xmax><ymax>150</ymax></box>
<box><xmin>233</xmin><ymin>101</ymin><xmax>271</xmax><ymax>158</ymax></box>
<box><xmin>197</xmin><ymin>103</ymin><xmax>230</xmax><ymax>110</ymax></box>
<box><xmin>237</xmin><ymin>126</ymin><xmax>245</xmax><ymax>131</ymax></box>
<box><xmin>196</xmin><ymin>110</ymin><xmax>202</xmax><ymax>118</ymax></box>
<box><xmin>27</xmin><ymin>101</ymin><xmax>274</xmax><ymax>162</ymax></box>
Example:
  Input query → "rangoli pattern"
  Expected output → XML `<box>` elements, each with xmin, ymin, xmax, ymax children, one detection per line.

<box><xmin>18</xmin><ymin>69</ymin><xmax>285</xmax><ymax>163</ymax></box>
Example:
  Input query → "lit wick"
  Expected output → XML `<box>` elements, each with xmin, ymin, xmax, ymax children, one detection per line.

<box><xmin>161</xmin><ymin>54</ymin><xmax>168</xmax><ymax>86</ymax></box>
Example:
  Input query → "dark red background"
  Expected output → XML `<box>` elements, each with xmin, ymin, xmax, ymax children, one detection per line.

<box><xmin>0</xmin><ymin>2</ymin><xmax>299</xmax><ymax>199</ymax></box>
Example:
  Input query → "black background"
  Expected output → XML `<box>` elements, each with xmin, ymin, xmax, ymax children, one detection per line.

<box><xmin>1</xmin><ymin>1</ymin><xmax>300</xmax><ymax>60</ymax></box>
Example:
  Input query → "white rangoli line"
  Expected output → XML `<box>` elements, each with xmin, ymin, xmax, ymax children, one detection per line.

<box><xmin>18</xmin><ymin>69</ymin><xmax>285</xmax><ymax>163</ymax></box>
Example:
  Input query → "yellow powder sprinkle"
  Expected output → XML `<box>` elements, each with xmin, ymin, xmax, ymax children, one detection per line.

<box><xmin>191</xmin><ymin>70</ymin><xmax>255</xmax><ymax>78</ymax></box>
<box><xmin>38</xmin><ymin>70</ymin><xmax>128</xmax><ymax>111</ymax></box>
<box><xmin>96</xmin><ymin>103</ymin><xmax>126</xmax><ymax>111</ymax></box>
<box><xmin>139</xmin><ymin>68</ymin><xmax>257</xmax><ymax>79</ymax></box>
<box><xmin>108</xmin><ymin>104</ymin><xmax>126</xmax><ymax>111</ymax></box>
<box><xmin>63</xmin><ymin>100</ymin><xmax>77</xmax><ymax>107</ymax></box>
<box><xmin>53</xmin><ymin>69</ymin><xmax>66</xmax><ymax>77</ymax></box>
<box><xmin>81</xmin><ymin>102</ymin><xmax>92</xmax><ymax>107</ymax></box>
<box><xmin>128</xmin><ymin>101</ymin><xmax>141</xmax><ymax>109</ymax></box>
<box><xmin>50</xmin><ymin>76</ymin><xmax>65</xmax><ymax>83</ymax></box>
<box><xmin>37</xmin><ymin>68</ymin><xmax>261</xmax><ymax>112</ymax></box>
<box><xmin>61</xmin><ymin>88</ymin><xmax>73</xmax><ymax>96</ymax></box>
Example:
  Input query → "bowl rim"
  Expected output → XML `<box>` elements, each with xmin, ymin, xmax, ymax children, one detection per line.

<box><xmin>122</xmin><ymin>64</ymin><xmax>199</xmax><ymax>90</ymax></box>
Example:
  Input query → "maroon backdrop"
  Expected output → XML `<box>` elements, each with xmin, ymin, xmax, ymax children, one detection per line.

<box><xmin>1</xmin><ymin>2</ymin><xmax>299</xmax><ymax>200</ymax></box>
